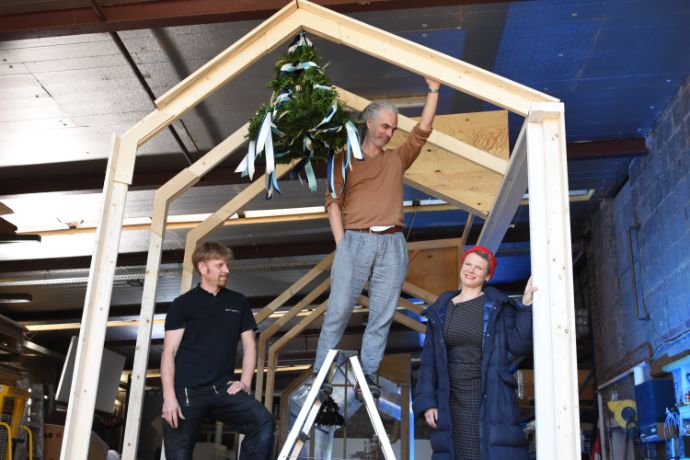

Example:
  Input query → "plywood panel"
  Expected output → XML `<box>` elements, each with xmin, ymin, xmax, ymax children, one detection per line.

<box><xmin>399</xmin><ymin>111</ymin><xmax>509</xmax><ymax>216</ymax></box>
<box><xmin>406</xmin><ymin>246</ymin><xmax>460</xmax><ymax>296</ymax></box>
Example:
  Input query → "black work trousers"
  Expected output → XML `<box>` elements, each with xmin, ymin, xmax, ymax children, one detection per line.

<box><xmin>162</xmin><ymin>384</ymin><xmax>275</xmax><ymax>460</ymax></box>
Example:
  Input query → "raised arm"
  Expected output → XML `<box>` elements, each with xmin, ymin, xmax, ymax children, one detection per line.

<box><xmin>418</xmin><ymin>77</ymin><xmax>441</xmax><ymax>131</ymax></box>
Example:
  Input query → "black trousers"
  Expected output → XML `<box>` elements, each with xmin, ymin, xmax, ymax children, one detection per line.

<box><xmin>163</xmin><ymin>384</ymin><xmax>275</xmax><ymax>460</ymax></box>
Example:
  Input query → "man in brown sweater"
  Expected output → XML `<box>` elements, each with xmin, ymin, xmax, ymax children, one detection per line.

<box><xmin>314</xmin><ymin>77</ymin><xmax>441</xmax><ymax>397</ymax></box>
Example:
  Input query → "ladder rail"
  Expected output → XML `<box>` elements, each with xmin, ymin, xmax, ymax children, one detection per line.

<box><xmin>348</xmin><ymin>355</ymin><xmax>396</xmax><ymax>460</ymax></box>
<box><xmin>278</xmin><ymin>349</ymin><xmax>338</xmax><ymax>459</ymax></box>
<box><xmin>278</xmin><ymin>349</ymin><xmax>396</xmax><ymax>460</ymax></box>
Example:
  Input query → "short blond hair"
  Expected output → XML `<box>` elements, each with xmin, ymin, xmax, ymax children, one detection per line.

<box><xmin>192</xmin><ymin>242</ymin><xmax>233</xmax><ymax>275</ymax></box>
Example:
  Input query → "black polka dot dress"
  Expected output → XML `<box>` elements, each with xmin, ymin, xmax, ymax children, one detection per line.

<box><xmin>444</xmin><ymin>294</ymin><xmax>485</xmax><ymax>460</ymax></box>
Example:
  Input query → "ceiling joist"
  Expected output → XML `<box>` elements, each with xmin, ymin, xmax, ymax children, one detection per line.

<box><xmin>0</xmin><ymin>0</ymin><xmax>516</xmax><ymax>39</ymax></box>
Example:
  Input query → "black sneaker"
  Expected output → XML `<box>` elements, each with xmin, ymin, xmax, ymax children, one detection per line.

<box><xmin>319</xmin><ymin>381</ymin><xmax>333</xmax><ymax>399</ymax></box>
<box><xmin>355</xmin><ymin>374</ymin><xmax>381</xmax><ymax>400</ymax></box>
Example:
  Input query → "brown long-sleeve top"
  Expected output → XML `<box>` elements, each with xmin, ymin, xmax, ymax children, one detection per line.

<box><xmin>325</xmin><ymin>124</ymin><xmax>432</xmax><ymax>229</ymax></box>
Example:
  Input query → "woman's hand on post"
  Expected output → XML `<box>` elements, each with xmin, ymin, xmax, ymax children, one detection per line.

<box><xmin>522</xmin><ymin>276</ymin><xmax>537</xmax><ymax>305</ymax></box>
<box><xmin>424</xmin><ymin>408</ymin><xmax>439</xmax><ymax>429</ymax></box>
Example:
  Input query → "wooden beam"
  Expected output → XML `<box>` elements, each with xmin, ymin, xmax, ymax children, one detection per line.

<box><xmin>255</xmin><ymin>278</ymin><xmax>331</xmax><ymax>403</ymax></box>
<box><xmin>401</xmin><ymin>280</ymin><xmax>437</xmax><ymax>304</ymax></box>
<box><xmin>567</xmin><ymin>138</ymin><xmax>647</xmax><ymax>160</ymax></box>
<box><xmin>156</xmin><ymin>3</ymin><xmax>301</xmax><ymax>110</ymax></box>
<box><xmin>526</xmin><ymin>102</ymin><xmax>581</xmax><ymax>459</ymax></box>
<box><xmin>462</xmin><ymin>214</ymin><xmax>474</xmax><ymax>246</ymax></box>
<box><xmin>21</xmin><ymin>203</ymin><xmax>457</xmax><ymax>238</ymax></box>
<box><xmin>407</xmin><ymin>237</ymin><xmax>463</xmax><ymax>251</ymax></box>
<box><xmin>265</xmin><ymin>300</ymin><xmax>330</xmax><ymax>410</ymax></box>
<box><xmin>180</xmin><ymin>162</ymin><xmax>297</xmax><ymax>292</ymax></box>
<box><xmin>393</xmin><ymin>312</ymin><xmax>426</xmax><ymax>334</ymax></box>
<box><xmin>337</xmin><ymin>88</ymin><xmax>509</xmax><ymax>174</ymax></box>
<box><xmin>297</xmin><ymin>1</ymin><xmax>557</xmax><ymax>115</ymax></box>
<box><xmin>477</xmin><ymin>121</ymin><xmax>528</xmax><ymax>252</ymax></box>
<box><xmin>255</xmin><ymin>253</ymin><xmax>334</xmax><ymax>324</ymax></box>
<box><xmin>0</xmin><ymin>0</ymin><xmax>515</xmax><ymax>39</ymax></box>
<box><xmin>0</xmin><ymin>138</ymin><xmax>645</xmax><ymax>197</ymax></box>
<box><xmin>60</xmin><ymin>134</ymin><xmax>132</xmax><ymax>460</ymax></box>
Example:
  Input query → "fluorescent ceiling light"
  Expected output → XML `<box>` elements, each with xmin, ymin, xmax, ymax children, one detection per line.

<box><xmin>244</xmin><ymin>206</ymin><xmax>324</xmax><ymax>218</ymax></box>
<box><xmin>0</xmin><ymin>293</ymin><xmax>32</xmax><ymax>304</ymax></box>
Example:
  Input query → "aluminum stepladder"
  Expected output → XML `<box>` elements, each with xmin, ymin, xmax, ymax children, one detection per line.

<box><xmin>277</xmin><ymin>349</ymin><xmax>396</xmax><ymax>460</ymax></box>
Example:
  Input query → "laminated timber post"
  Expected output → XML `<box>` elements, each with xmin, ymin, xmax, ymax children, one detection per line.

<box><xmin>526</xmin><ymin>102</ymin><xmax>581</xmax><ymax>459</ymax></box>
<box><xmin>477</xmin><ymin>122</ymin><xmax>528</xmax><ymax>252</ymax></box>
<box><xmin>60</xmin><ymin>133</ymin><xmax>134</xmax><ymax>460</ymax></box>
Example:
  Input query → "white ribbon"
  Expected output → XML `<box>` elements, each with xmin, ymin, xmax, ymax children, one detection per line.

<box><xmin>345</xmin><ymin>120</ymin><xmax>363</xmax><ymax>161</ymax></box>
<box><xmin>288</xmin><ymin>33</ymin><xmax>313</xmax><ymax>54</ymax></box>
<box><xmin>256</xmin><ymin>112</ymin><xmax>275</xmax><ymax>175</ymax></box>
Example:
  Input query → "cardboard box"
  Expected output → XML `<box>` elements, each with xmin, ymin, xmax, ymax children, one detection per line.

<box><xmin>43</xmin><ymin>424</ymin><xmax>109</xmax><ymax>460</ymax></box>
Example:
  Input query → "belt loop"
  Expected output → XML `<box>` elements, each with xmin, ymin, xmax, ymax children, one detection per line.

<box><xmin>184</xmin><ymin>387</ymin><xmax>190</xmax><ymax>405</ymax></box>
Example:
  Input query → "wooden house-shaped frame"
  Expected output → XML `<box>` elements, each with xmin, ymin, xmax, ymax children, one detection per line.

<box><xmin>60</xmin><ymin>1</ymin><xmax>581</xmax><ymax>458</ymax></box>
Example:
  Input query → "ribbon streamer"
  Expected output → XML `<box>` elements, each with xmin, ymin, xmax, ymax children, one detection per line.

<box><xmin>288</xmin><ymin>32</ymin><xmax>313</xmax><ymax>54</ymax></box>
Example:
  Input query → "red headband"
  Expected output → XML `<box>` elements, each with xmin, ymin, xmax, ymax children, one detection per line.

<box><xmin>462</xmin><ymin>245</ymin><xmax>497</xmax><ymax>275</ymax></box>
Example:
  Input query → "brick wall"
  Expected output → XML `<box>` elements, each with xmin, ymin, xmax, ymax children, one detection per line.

<box><xmin>587</xmin><ymin>73</ymin><xmax>690</xmax><ymax>380</ymax></box>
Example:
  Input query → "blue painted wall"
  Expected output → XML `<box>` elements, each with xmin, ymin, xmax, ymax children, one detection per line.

<box><xmin>587</xmin><ymin>73</ymin><xmax>690</xmax><ymax>379</ymax></box>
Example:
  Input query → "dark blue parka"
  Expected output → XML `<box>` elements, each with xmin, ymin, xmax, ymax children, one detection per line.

<box><xmin>413</xmin><ymin>287</ymin><xmax>533</xmax><ymax>460</ymax></box>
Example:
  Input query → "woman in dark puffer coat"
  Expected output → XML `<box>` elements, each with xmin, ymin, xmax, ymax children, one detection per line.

<box><xmin>413</xmin><ymin>246</ymin><xmax>535</xmax><ymax>460</ymax></box>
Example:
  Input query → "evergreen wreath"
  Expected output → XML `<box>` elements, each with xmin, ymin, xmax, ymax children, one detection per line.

<box><xmin>236</xmin><ymin>32</ymin><xmax>362</xmax><ymax>198</ymax></box>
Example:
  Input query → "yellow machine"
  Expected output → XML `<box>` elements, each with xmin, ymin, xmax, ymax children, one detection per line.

<box><xmin>0</xmin><ymin>385</ymin><xmax>29</xmax><ymax>460</ymax></box>
<box><xmin>608</xmin><ymin>399</ymin><xmax>638</xmax><ymax>430</ymax></box>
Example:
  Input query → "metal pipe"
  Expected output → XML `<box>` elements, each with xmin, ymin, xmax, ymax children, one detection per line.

<box><xmin>597</xmin><ymin>361</ymin><xmax>647</xmax><ymax>390</ymax></box>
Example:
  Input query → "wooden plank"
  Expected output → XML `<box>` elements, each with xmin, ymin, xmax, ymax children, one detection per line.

<box><xmin>407</xmin><ymin>237</ymin><xmax>463</xmax><ymax>251</ymax></box>
<box><xmin>187</xmin><ymin>123</ymin><xmax>249</xmax><ymax>178</ymax></box>
<box><xmin>255</xmin><ymin>277</ymin><xmax>331</xmax><ymax>402</ymax></box>
<box><xmin>264</xmin><ymin>301</ymin><xmax>329</xmax><ymax>410</ymax></box>
<box><xmin>0</xmin><ymin>202</ymin><xmax>12</xmax><ymax>216</ymax></box>
<box><xmin>402</xmin><ymin>112</ymin><xmax>508</xmax><ymax>216</ymax></box>
<box><xmin>61</xmin><ymin>135</ymin><xmax>132</xmax><ymax>460</ymax></box>
<box><xmin>397</xmin><ymin>296</ymin><xmax>424</xmax><ymax>316</ymax></box>
<box><xmin>121</xmin><ymin>214</ymin><xmax>165</xmax><ymax>459</ymax></box>
<box><xmin>180</xmin><ymin>162</ymin><xmax>297</xmax><ymax>292</ymax></box>
<box><xmin>401</xmin><ymin>280</ymin><xmax>437</xmax><ymax>304</ymax></box>
<box><xmin>156</xmin><ymin>3</ymin><xmax>302</xmax><ymax>111</ymax></box>
<box><xmin>525</xmin><ymin>102</ymin><xmax>581</xmax><ymax>459</ymax></box>
<box><xmin>477</xmin><ymin>121</ymin><xmax>528</xmax><ymax>252</ymax></box>
<box><xmin>337</xmin><ymin>88</ymin><xmax>509</xmax><ymax>174</ymax></box>
<box><xmin>461</xmin><ymin>214</ymin><xmax>474</xmax><ymax>246</ymax></box>
<box><xmin>393</xmin><ymin>312</ymin><xmax>426</xmax><ymax>334</ymax></box>
<box><xmin>297</xmin><ymin>1</ymin><xmax>557</xmax><ymax>115</ymax></box>
<box><xmin>255</xmin><ymin>253</ymin><xmax>334</xmax><ymax>324</ymax></box>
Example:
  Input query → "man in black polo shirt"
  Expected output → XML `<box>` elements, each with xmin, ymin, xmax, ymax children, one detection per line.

<box><xmin>161</xmin><ymin>242</ymin><xmax>274</xmax><ymax>460</ymax></box>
